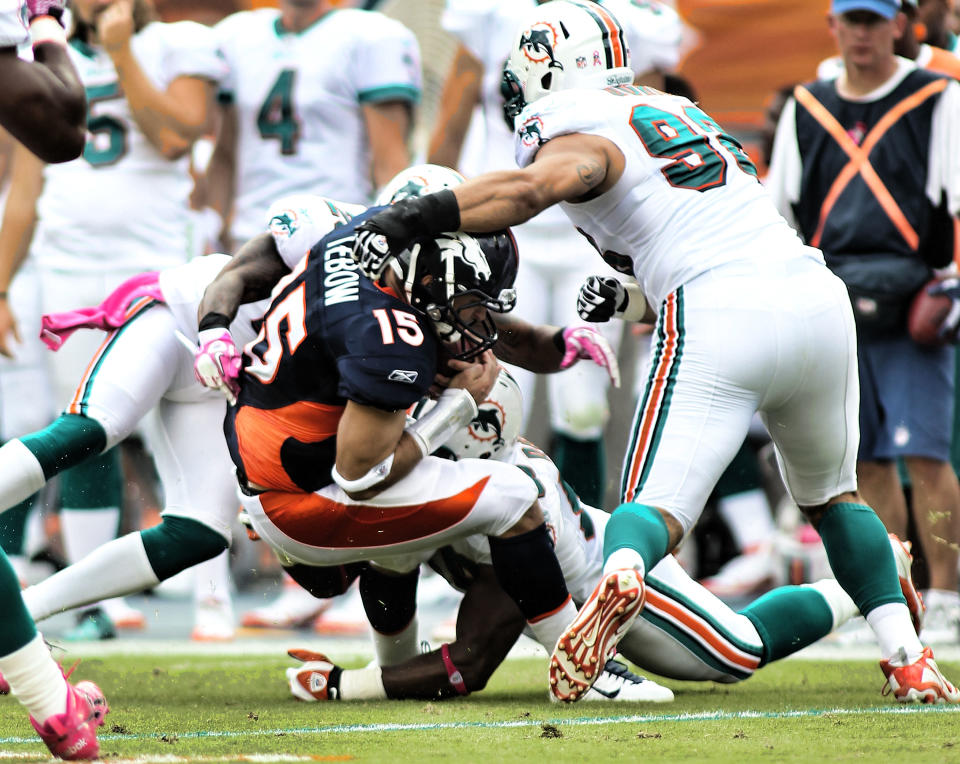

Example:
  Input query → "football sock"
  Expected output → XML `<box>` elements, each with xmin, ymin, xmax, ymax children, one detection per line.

<box><xmin>23</xmin><ymin>532</ymin><xmax>158</xmax><ymax>622</ymax></box>
<box><xmin>370</xmin><ymin>617</ymin><xmax>420</xmax><ymax>667</ymax></box>
<box><xmin>553</xmin><ymin>433</ymin><xmax>605</xmax><ymax>507</ymax></box>
<box><xmin>0</xmin><ymin>440</ymin><xmax>47</xmax><ymax>512</ymax></box>
<box><xmin>0</xmin><ymin>551</ymin><xmax>36</xmax><ymax>653</ymax></box>
<box><xmin>0</xmin><ymin>496</ymin><xmax>34</xmax><ymax>555</ymax></box>
<box><xmin>488</xmin><ymin>522</ymin><xmax>576</xmax><ymax>649</ymax></box>
<box><xmin>803</xmin><ymin>579</ymin><xmax>859</xmax><ymax>630</ymax></box>
<box><xmin>866</xmin><ymin>603</ymin><xmax>924</xmax><ymax>664</ymax></box>
<box><xmin>339</xmin><ymin>665</ymin><xmax>387</xmax><ymax>700</ymax></box>
<box><xmin>192</xmin><ymin>550</ymin><xmax>232</xmax><ymax>605</ymax></box>
<box><xmin>141</xmin><ymin>515</ymin><xmax>228</xmax><ymax>579</ymax></box>
<box><xmin>602</xmin><ymin>502</ymin><xmax>670</xmax><ymax>577</ymax></box>
<box><xmin>0</xmin><ymin>633</ymin><xmax>68</xmax><ymax>725</ymax></box>
<box><xmin>740</xmin><ymin>584</ymin><xmax>836</xmax><ymax>665</ymax></box>
<box><xmin>19</xmin><ymin>414</ymin><xmax>106</xmax><ymax>479</ymax></box>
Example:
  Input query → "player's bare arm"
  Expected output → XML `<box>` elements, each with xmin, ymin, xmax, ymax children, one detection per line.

<box><xmin>426</xmin><ymin>43</ymin><xmax>483</xmax><ymax>170</ymax></box>
<box><xmin>363</xmin><ymin>101</ymin><xmax>412</xmax><ymax>191</ymax></box>
<box><xmin>204</xmin><ymin>105</ymin><xmax>238</xmax><ymax>251</ymax></box>
<box><xmin>100</xmin><ymin>0</ymin><xmax>213</xmax><ymax>159</ymax></box>
<box><xmin>490</xmin><ymin>313</ymin><xmax>565</xmax><ymax>372</ymax></box>
<box><xmin>197</xmin><ymin>233</ymin><xmax>288</xmax><ymax>324</ymax></box>
<box><xmin>0</xmin><ymin>43</ymin><xmax>85</xmax><ymax>164</ymax></box>
<box><xmin>0</xmin><ymin>145</ymin><xmax>45</xmax><ymax>357</ymax></box>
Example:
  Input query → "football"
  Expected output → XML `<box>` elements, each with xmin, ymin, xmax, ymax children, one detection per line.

<box><xmin>907</xmin><ymin>279</ymin><xmax>953</xmax><ymax>346</ymax></box>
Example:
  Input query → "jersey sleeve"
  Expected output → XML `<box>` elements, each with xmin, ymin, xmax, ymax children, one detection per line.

<box><xmin>266</xmin><ymin>195</ymin><xmax>365</xmax><ymax>269</ymax></box>
<box><xmin>336</xmin><ymin>317</ymin><xmax>435</xmax><ymax>410</ymax></box>
<box><xmin>350</xmin><ymin>13</ymin><xmax>422</xmax><ymax>106</ymax></box>
<box><xmin>928</xmin><ymin>79</ymin><xmax>960</xmax><ymax>217</ymax></box>
<box><xmin>514</xmin><ymin>90</ymin><xmax>614</xmax><ymax>168</ymax></box>
<box><xmin>0</xmin><ymin>0</ymin><xmax>26</xmax><ymax>47</ymax></box>
<box><xmin>160</xmin><ymin>20</ymin><xmax>228</xmax><ymax>84</ymax></box>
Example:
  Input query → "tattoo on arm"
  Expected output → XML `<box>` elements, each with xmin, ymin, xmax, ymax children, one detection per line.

<box><xmin>576</xmin><ymin>159</ymin><xmax>604</xmax><ymax>190</ymax></box>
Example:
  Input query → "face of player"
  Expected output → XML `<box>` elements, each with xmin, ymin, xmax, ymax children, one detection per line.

<box><xmin>830</xmin><ymin>11</ymin><xmax>904</xmax><ymax>72</ymax></box>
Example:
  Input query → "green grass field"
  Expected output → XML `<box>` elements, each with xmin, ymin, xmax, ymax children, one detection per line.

<box><xmin>2</xmin><ymin>654</ymin><xmax>959</xmax><ymax>763</ymax></box>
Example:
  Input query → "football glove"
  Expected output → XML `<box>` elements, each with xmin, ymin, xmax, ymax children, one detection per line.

<box><xmin>927</xmin><ymin>278</ymin><xmax>960</xmax><ymax>342</ymax></box>
<box><xmin>193</xmin><ymin>328</ymin><xmax>242</xmax><ymax>405</ymax></box>
<box><xmin>577</xmin><ymin>276</ymin><xmax>628</xmax><ymax>323</ymax></box>
<box><xmin>559</xmin><ymin>325</ymin><xmax>621</xmax><ymax>388</ymax></box>
<box><xmin>26</xmin><ymin>0</ymin><xmax>65</xmax><ymax>23</ymax></box>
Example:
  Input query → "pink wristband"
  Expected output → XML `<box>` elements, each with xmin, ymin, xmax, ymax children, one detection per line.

<box><xmin>440</xmin><ymin>643</ymin><xmax>467</xmax><ymax>696</ymax></box>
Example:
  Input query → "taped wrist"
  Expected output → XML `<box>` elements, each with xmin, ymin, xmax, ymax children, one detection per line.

<box><xmin>405</xmin><ymin>388</ymin><xmax>478</xmax><ymax>457</ymax></box>
<box><xmin>331</xmin><ymin>452</ymin><xmax>395</xmax><ymax>493</ymax></box>
<box><xmin>390</xmin><ymin>189</ymin><xmax>461</xmax><ymax>241</ymax></box>
<box><xmin>617</xmin><ymin>284</ymin><xmax>649</xmax><ymax>322</ymax></box>
<box><xmin>198</xmin><ymin>312</ymin><xmax>232</xmax><ymax>332</ymax></box>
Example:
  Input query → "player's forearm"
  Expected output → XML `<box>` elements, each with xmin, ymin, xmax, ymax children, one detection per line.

<box><xmin>364</xmin><ymin>101</ymin><xmax>412</xmax><ymax>191</ymax></box>
<box><xmin>0</xmin><ymin>146</ymin><xmax>43</xmax><ymax>290</ymax></box>
<box><xmin>452</xmin><ymin>170</ymin><xmax>551</xmax><ymax>232</ymax></box>
<box><xmin>492</xmin><ymin>314</ymin><xmax>565</xmax><ymax>373</ymax></box>
<box><xmin>108</xmin><ymin>46</ymin><xmax>208</xmax><ymax>158</ymax></box>
<box><xmin>197</xmin><ymin>233</ymin><xmax>286</xmax><ymax>323</ymax></box>
<box><xmin>426</xmin><ymin>45</ymin><xmax>482</xmax><ymax>170</ymax></box>
<box><xmin>0</xmin><ymin>46</ymin><xmax>86</xmax><ymax>163</ymax></box>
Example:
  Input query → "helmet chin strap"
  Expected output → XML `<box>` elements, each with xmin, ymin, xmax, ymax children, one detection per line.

<box><xmin>401</xmin><ymin>242</ymin><xmax>421</xmax><ymax>305</ymax></box>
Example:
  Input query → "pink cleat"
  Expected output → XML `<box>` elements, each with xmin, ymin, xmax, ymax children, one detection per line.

<box><xmin>549</xmin><ymin>568</ymin><xmax>646</xmax><ymax>703</ymax></box>
<box><xmin>0</xmin><ymin>671</ymin><xmax>9</xmax><ymax>694</ymax></box>
<box><xmin>30</xmin><ymin>678</ymin><xmax>109</xmax><ymax>760</ymax></box>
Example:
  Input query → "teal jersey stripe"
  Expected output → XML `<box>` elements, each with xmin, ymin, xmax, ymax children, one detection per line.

<box><xmin>358</xmin><ymin>85</ymin><xmax>421</xmax><ymax>105</ymax></box>
<box><xmin>75</xmin><ymin>300</ymin><xmax>159</xmax><ymax>415</ymax></box>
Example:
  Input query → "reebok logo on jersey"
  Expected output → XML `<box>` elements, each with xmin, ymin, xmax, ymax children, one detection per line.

<box><xmin>388</xmin><ymin>369</ymin><xmax>419</xmax><ymax>384</ymax></box>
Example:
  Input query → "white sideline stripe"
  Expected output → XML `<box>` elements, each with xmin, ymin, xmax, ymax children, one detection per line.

<box><xmin>2</xmin><ymin>704</ymin><xmax>959</xmax><ymax>747</ymax></box>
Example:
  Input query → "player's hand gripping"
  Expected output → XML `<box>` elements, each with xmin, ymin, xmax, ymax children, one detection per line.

<box><xmin>927</xmin><ymin>278</ymin><xmax>960</xmax><ymax>343</ymax></box>
<box><xmin>193</xmin><ymin>328</ymin><xmax>242</xmax><ymax>405</ymax></box>
<box><xmin>577</xmin><ymin>275</ymin><xmax>628</xmax><ymax>323</ymax></box>
<box><xmin>446</xmin><ymin>350</ymin><xmax>500</xmax><ymax>405</ymax></box>
<box><xmin>25</xmin><ymin>0</ymin><xmax>66</xmax><ymax>22</ymax></box>
<box><xmin>559</xmin><ymin>326</ymin><xmax>621</xmax><ymax>388</ymax></box>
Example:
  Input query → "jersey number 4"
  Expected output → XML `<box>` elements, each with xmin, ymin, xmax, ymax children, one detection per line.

<box><xmin>258</xmin><ymin>69</ymin><xmax>301</xmax><ymax>156</ymax></box>
<box><xmin>629</xmin><ymin>104</ymin><xmax>757</xmax><ymax>191</ymax></box>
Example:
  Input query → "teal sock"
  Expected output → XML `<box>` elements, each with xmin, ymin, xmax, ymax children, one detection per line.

<box><xmin>741</xmin><ymin>586</ymin><xmax>834</xmax><ymax>666</ymax></box>
<box><xmin>0</xmin><ymin>496</ymin><xmax>34</xmax><ymax>555</ymax></box>
<box><xmin>141</xmin><ymin>516</ymin><xmax>228</xmax><ymax>580</ymax></box>
<box><xmin>603</xmin><ymin>503</ymin><xmax>670</xmax><ymax>573</ymax></box>
<box><xmin>818</xmin><ymin>502</ymin><xmax>905</xmax><ymax>615</ymax></box>
<box><xmin>553</xmin><ymin>433</ymin><xmax>605</xmax><ymax>507</ymax></box>
<box><xmin>0</xmin><ymin>550</ymin><xmax>36</xmax><ymax>654</ymax></box>
<box><xmin>20</xmin><ymin>414</ymin><xmax>107</xmax><ymax>481</ymax></box>
<box><xmin>59</xmin><ymin>448</ymin><xmax>122</xmax><ymax>510</ymax></box>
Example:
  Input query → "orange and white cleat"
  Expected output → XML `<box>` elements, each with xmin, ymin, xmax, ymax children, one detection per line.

<box><xmin>888</xmin><ymin>533</ymin><xmax>925</xmax><ymax>636</ymax></box>
<box><xmin>881</xmin><ymin>646</ymin><xmax>960</xmax><ymax>704</ymax></box>
<box><xmin>549</xmin><ymin>568</ymin><xmax>645</xmax><ymax>703</ymax></box>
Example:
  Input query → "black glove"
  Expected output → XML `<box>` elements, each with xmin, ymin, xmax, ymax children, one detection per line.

<box><xmin>352</xmin><ymin>190</ymin><xmax>461</xmax><ymax>280</ymax></box>
<box><xmin>577</xmin><ymin>275</ymin><xmax>628</xmax><ymax>322</ymax></box>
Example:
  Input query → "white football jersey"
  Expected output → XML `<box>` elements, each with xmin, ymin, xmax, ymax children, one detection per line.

<box><xmin>215</xmin><ymin>8</ymin><xmax>421</xmax><ymax>241</ymax></box>
<box><xmin>31</xmin><ymin>22</ymin><xmax>225</xmax><ymax>273</ymax></box>
<box><xmin>515</xmin><ymin>86</ymin><xmax>822</xmax><ymax>308</ymax></box>
<box><xmin>442</xmin><ymin>0</ymin><xmax>680</xmax><ymax>237</ymax></box>
<box><xmin>263</xmin><ymin>193</ymin><xmax>366</xmax><ymax>270</ymax></box>
<box><xmin>448</xmin><ymin>440</ymin><xmax>604</xmax><ymax>601</ymax></box>
<box><xmin>0</xmin><ymin>0</ymin><xmax>26</xmax><ymax>47</ymax></box>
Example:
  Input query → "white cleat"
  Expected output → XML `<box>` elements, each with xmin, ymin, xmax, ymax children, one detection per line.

<box><xmin>549</xmin><ymin>569</ymin><xmax>646</xmax><ymax>703</ymax></box>
<box><xmin>191</xmin><ymin>596</ymin><xmax>236</xmax><ymax>642</ymax></box>
<box><xmin>550</xmin><ymin>658</ymin><xmax>673</xmax><ymax>703</ymax></box>
<box><xmin>242</xmin><ymin>582</ymin><xmax>331</xmax><ymax>629</ymax></box>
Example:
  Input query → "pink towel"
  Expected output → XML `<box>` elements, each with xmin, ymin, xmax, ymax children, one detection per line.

<box><xmin>40</xmin><ymin>271</ymin><xmax>165</xmax><ymax>351</ymax></box>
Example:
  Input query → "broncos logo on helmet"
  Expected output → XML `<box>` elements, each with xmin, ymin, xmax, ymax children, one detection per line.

<box><xmin>437</xmin><ymin>236</ymin><xmax>492</xmax><ymax>284</ymax></box>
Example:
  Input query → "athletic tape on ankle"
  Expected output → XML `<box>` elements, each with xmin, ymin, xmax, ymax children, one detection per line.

<box><xmin>440</xmin><ymin>643</ymin><xmax>467</xmax><ymax>695</ymax></box>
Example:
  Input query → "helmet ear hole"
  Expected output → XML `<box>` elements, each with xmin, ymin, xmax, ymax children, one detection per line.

<box><xmin>540</xmin><ymin>72</ymin><xmax>553</xmax><ymax>90</ymax></box>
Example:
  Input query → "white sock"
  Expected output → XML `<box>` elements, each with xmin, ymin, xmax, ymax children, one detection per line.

<box><xmin>526</xmin><ymin>596</ymin><xmax>579</xmax><ymax>651</ymax></box>
<box><xmin>603</xmin><ymin>548</ymin><xmax>646</xmax><ymax>578</ymax></box>
<box><xmin>339</xmin><ymin>665</ymin><xmax>387</xmax><ymax>700</ymax></box>
<box><xmin>803</xmin><ymin>579</ymin><xmax>858</xmax><ymax>631</ymax></box>
<box><xmin>717</xmin><ymin>489</ymin><xmax>775</xmax><ymax>552</ymax></box>
<box><xmin>371</xmin><ymin>616</ymin><xmax>419</xmax><ymax>666</ymax></box>
<box><xmin>0</xmin><ymin>441</ymin><xmax>46</xmax><ymax>512</ymax></box>
<box><xmin>0</xmin><ymin>633</ymin><xmax>67</xmax><ymax>723</ymax></box>
<box><xmin>866</xmin><ymin>602</ymin><xmax>924</xmax><ymax>664</ymax></box>
<box><xmin>24</xmin><ymin>532</ymin><xmax>159</xmax><ymax>621</ymax></box>
<box><xmin>60</xmin><ymin>508</ymin><xmax>121</xmax><ymax>564</ymax></box>
<box><xmin>193</xmin><ymin>550</ymin><xmax>233</xmax><ymax>606</ymax></box>
<box><xmin>922</xmin><ymin>588</ymin><xmax>960</xmax><ymax>608</ymax></box>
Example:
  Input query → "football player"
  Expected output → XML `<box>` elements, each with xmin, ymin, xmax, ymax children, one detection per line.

<box><xmin>352</xmin><ymin>0</ymin><xmax>958</xmax><ymax>704</ymax></box>
<box><xmin>0</xmin><ymin>0</ymin><xmax>226</xmax><ymax>640</ymax></box>
<box><xmin>0</xmin><ymin>0</ymin><xmax>108</xmax><ymax>758</ymax></box>
<box><xmin>428</xmin><ymin>0</ymin><xmax>683</xmax><ymax>510</ymax></box>
<box><xmin>284</xmin><ymin>371</ymin><xmax>922</xmax><ymax>703</ymax></box>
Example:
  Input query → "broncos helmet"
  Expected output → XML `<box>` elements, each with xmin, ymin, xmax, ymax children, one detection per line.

<box><xmin>501</xmin><ymin>0</ymin><xmax>633</xmax><ymax>128</ymax></box>
<box><xmin>398</xmin><ymin>229</ymin><xmax>518</xmax><ymax>361</ymax></box>
<box><xmin>375</xmin><ymin>164</ymin><xmax>467</xmax><ymax>206</ymax></box>
<box><xmin>411</xmin><ymin>369</ymin><xmax>524</xmax><ymax>462</ymax></box>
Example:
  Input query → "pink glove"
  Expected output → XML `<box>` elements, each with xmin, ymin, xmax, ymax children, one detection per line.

<box><xmin>25</xmin><ymin>0</ymin><xmax>65</xmax><ymax>22</ymax></box>
<box><xmin>559</xmin><ymin>325</ymin><xmax>621</xmax><ymax>388</ymax></box>
<box><xmin>193</xmin><ymin>328</ymin><xmax>242</xmax><ymax>405</ymax></box>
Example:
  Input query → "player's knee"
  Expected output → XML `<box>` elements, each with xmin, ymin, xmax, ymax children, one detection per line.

<box><xmin>800</xmin><ymin>491</ymin><xmax>861</xmax><ymax>529</ymax></box>
<box><xmin>285</xmin><ymin>562</ymin><xmax>365</xmax><ymax>599</ymax></box>
<box><xmin>500</xmin><ymin>500</ymin><xmax>545</xmax><ymax>537</ymax></box>
<box><xmin>20</xmin><ymin>414</ymin><xmax>109</xmax><ymax>480</ymax></box>
<box><xmin>140</xmin><ymin>515</ymin><xmax>228</xmax><ymax>581</ymax></box>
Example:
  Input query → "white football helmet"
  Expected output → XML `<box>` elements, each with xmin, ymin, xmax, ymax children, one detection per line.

<box><xmin>411</xmin><ymin>369</ymin><xmax>523</xmax><ymax>462</ymax></box>
<box><xmin>375</xmin><ymin>164</ymin><xmax>466</xmax><ymax>206</ymax></box>
<box><xmin>501</xmin><ymin>0</ymin><xmax>634</xmax><ymax>128</ymax></box>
